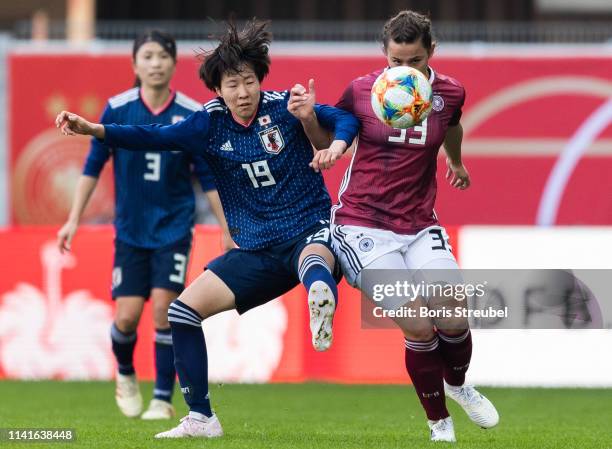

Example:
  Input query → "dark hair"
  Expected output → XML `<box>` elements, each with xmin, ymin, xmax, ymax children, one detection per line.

<box><xmin>132</xmin><ymin>30</ymin><xmax>177</xmax><ymax>87</ymax></box>
<box><xmin>382</xmin><ymin>10</ymin><xmax>433</xmax><ymax>50</ymax></box>
<box><xmin>199</xmin><ymin>19</ymin><xmax>271</xmax><ymax>91</ymax></box>
<box><xmin>132</xmin><ymin>30</ymin><xmax>177</xmax><ymax>61</ymax></box>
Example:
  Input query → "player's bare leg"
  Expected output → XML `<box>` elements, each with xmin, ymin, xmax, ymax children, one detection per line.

<box><xmin>155</xmin><ymin>270</ymin><xmax>234</xmax><ymax>439</ymax></box>
<box><xmin>298</xmin><ymin>243</ymin><xmax>338</xmax><ymax>352</ymax></box>
<box><xmin>112</xmin><ymin>296</ymin><xmax>145</xmax><ymax>418</ymax></box>
<box><xmin>142</xmin><ymin>288</ymin><xmax>179</xmax><ymax>420</ymax></box>
<box><xmin>432</xmin><ymin>296</ymin><xmax>499</xmax><ymax>429</ymax></box>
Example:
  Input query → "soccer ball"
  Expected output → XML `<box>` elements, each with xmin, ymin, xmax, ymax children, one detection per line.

<box><xmin>371</xmin><ymin>66</ymin><xmax>433</xmax><ymax>129</ymax></box>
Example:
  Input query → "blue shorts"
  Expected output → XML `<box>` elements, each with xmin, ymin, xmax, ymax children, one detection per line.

<box><xmin>111</xmin><ymin>234</ymin><xmax>192</xmax><ymax>299</ymax></box>
<box><xmin>207</xmin><ymin>222</ymin><xmax>341</xmax><ymax>314</ymax></box>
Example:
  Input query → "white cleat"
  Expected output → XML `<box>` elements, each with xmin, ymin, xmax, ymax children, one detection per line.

<box><xmin>444</xmin><ymin>382</ymin><xmax>499</xmax><ymax>429</ymax></box>
<box><xmin>428</xmin><ymin>416</ymin><xmax>456</xmax><ymax>442</ymax></box>
<box><xmin>155</xmin><ymin>414</ymin><xmax>224</xmax><ymax>439</ymax></box>
<box><xmin>115</xmin><ymin>372</ymin><xmax>143</xmax><ymax>418</ymax></box>
<box><xmin>141</xmin><ymin>398</ymin><xmax>175</xmax><ymax>420</ymax></box>
<box><xmin>308</xmin><ymin>280</ymin><xmax>336</xmax><ymax>352</ymax></box>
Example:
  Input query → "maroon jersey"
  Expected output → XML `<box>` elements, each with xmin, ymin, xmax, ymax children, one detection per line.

<box><xmin>331</xmin><ymin>67</ymin><xmax>465</xmax><ymax>235</ymax></box>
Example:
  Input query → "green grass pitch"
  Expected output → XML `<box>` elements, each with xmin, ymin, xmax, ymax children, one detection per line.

<box><xmin>0</xmin><ymin>381</ymin><xmax>610</xmax><ymax>448</ymax></box>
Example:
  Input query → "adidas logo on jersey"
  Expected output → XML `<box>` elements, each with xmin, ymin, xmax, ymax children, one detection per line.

<box><xmin>220</xmin><ymin>140</ymin><xmax>234</xmax><ymax>152</ymax></box>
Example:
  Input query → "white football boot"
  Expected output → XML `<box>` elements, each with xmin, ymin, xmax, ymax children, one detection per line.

<box><xmin>444</xmin><ymin>382</ymin><xmax>499</xmax><ymax>429</ymax></box>
<box><xmin>155</xmin><ymin>414</ymin><xmax>224</xmax><ymax>439</ymax></box>
<box><xmin>428</xmin><ymin>416</ymin><xmax>457</xmax><ymax>442</ymax></box>
<box><xmin>141</xmin><ymin>398</ymin><xmax>175</xmax><ymax>420</ymax></box>
<box><xmin>115</xmin><ymin>372</ymin><xmax>143</xmax><ymax>418</ymax></box>
<box><xmin>308</xmin><ymin>280</ymin><xmax>336</xmax><ymax>352</ymax></box>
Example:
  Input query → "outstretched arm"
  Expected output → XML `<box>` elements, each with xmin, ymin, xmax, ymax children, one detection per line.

<box><xmin>56</xmin><ymin>111</ymin><xmax>105</xmax><ymax>139</ymax></box>
<box><xmin>56</xmin><ymin>110</ymin><xmax>209</xmax><ymax>154</ymax></box>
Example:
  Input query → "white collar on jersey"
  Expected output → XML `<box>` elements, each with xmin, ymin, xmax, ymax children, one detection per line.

<box><xmin>427</xmin><ymin>66</ymin><xmax>435</xmax><ymax>84</ymax></box>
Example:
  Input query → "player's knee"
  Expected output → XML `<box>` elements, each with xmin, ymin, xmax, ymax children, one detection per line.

<box><xmin>114</xmin><ymin>314</ymin><xmax>139</xmax><ymax>333</ymax></box>
<box><xmin>433</xmin><ymin>306</ymin><xmax>469</xmax><ymax>335</ymax></box>
<box><xmin>402</xmin><ymin>325</ymin><xmax>436</xmax><ymax>342</ymax></box>
<box><xmin>436</xmin><ymin>321</ymin><xmax>469</xmax><ymax>336</ymax></box>
<box><xmin>150</xmin><ymin>290</ymin><xmax>177</xmax><ymax>328</ymax></box>
<box><xmin>167</xmin><ymin>297</ymin><xmax>208</xmax><ymax>329</ymax></box>
<box><xmin>153</xmin><ymin>305</ymin><xmax>170</xmax><ymax>329</ymax></box>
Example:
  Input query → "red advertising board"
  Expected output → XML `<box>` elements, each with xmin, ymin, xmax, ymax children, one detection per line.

<box><xmin>0</xmin><ymin>225</ymin><xmax>461</xmax><ymax>382</ymax></box>
<box><xmin>9</xmin><ymin>51</ymin><xmax>612</xmax><ymax>227</ymax></box>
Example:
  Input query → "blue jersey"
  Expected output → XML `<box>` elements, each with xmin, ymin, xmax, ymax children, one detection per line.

<box><xmin>103</xmin><ymin>90</ymin><xmax>359</xmax><ymax>250</ymax></box>
<box><xmin>83</xmin><ymin>88</ymin><xmax>215</xmax><ymax>249</ymax></box>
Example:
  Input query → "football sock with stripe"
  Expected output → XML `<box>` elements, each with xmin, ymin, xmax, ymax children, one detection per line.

<box><xmin>437</xmin><ymin>329</ymin><xmax>472</xmax><ymax>387</ymax></box>
<box><xmin>153</xmin><ymin>328</ymin><xmax>176</xmax><ymax>402</ymax></box>
<box><xmin>110</xmin><ymin>323</ymin><xmax>137</xmax><ymax>375</ymax></box>
<box><xmin>404</xmin><ymin>336</ymin><xmax>450</xmax><ymax>421</ymax></box>
<box><xmin>168</xmin><ymin>299</ymin><xmax>212</xmax><ymax>417</ymax></box>
<box><xmin>298</xmin><ymin>254</ymin><xmax>338</xmax><ymax>304</ymax></box>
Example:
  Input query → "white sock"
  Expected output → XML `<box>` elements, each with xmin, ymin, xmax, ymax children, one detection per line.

<box><xmin>189</xmin><ymin>411</ymin><xmax>210</xmax><ymax>422</ymax></box>
<box><xmin>444</xmin><ymin>381</ymin><xmax>463</xmax><ymax>392</ymax></box>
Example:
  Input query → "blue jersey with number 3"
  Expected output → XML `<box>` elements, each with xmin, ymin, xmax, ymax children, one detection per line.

<box><xmin>103</xmin><ymin>90</ymin><xmax>359</xmax><ymax>250</ymax></box>
<box><xmin>83</xmin><ymin>88</ymin><xmax>215</xmax><ymax>249</ymax></box>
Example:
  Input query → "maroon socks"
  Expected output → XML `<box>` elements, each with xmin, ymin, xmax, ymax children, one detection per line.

<box><xmin>404</xmin><ymin>336</ymin><xmax>449</xmax><ymax>421</ymax></box>
<box><xmin>437</xmin><ymin>329</ymin><xmax>472</xmax><ymax>387</ymax></box>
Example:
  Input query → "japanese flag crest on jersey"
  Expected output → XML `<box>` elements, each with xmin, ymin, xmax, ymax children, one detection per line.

<box><xmin>259</xmin><ymin>125</ymin><xmax>285</xmax><ymax>154</ymax></box>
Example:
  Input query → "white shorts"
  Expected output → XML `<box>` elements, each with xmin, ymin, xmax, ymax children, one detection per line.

<box><xmin>331</xmin><ymin>224</ymin><xmax>459</xmax><ymax>290</ymax></box>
